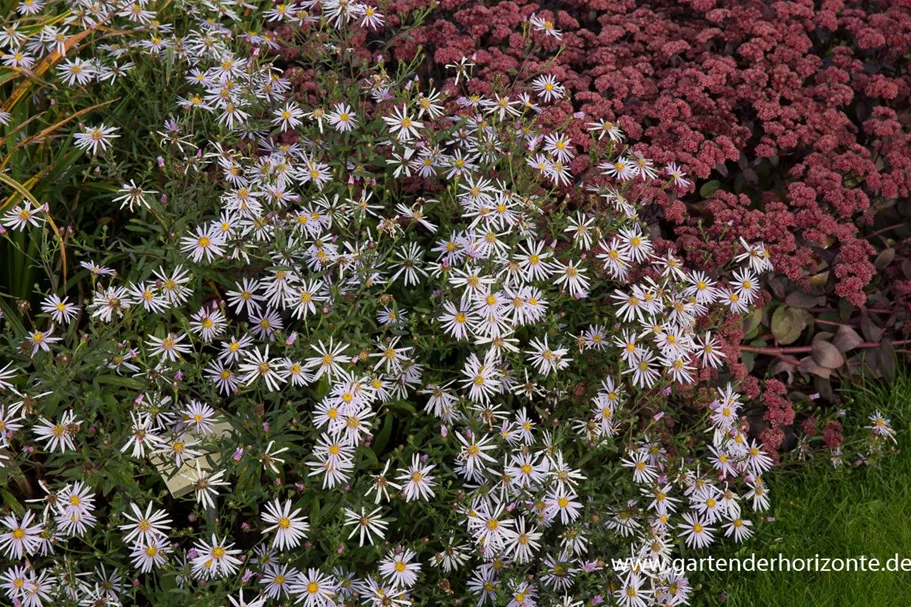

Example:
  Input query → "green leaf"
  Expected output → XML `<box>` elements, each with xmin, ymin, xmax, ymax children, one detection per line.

<box><xmin>0</xmin><ymin>69</ymin><xmax>19</xmax><ymax>87</ymax></box>
<box><xmin>372</xmin><ymin>413</ymin><xmax>394</xmax><ymax>456</ymax></box>
<box><xmin>94</xmin><ymin>375</ymin><xmax>146</xmax><ymax>390</ymax></box>
<box><xmin>387</xmin><ymin>400</ymin><xmax>415</xmax><ymax>414</ymax></box>
<box><xmin>1</xmin><ymin>489</ymin><xmax>24</xmax><ymax>516</ymax></box>
<box><xmin>125</xmin><ymin>219</ymin><xmax>152</xmax><ymax>233</ymax></box>
<box><xmin>742</xmin><ymin>308</ymin><xmax>763</xmax><ymax>340</ymax></box>
<box><xmin>0</xmin><ymin>298</ymin><xmax>26</xmax><ymax>338</ymax></box>
<box><xmin>699</xmin><ymin>180</ymin><xmax>721</xmax><ymax>198</ymax></box>
<box><xmin>315</xmin><ymin>375</ymin><xmax>330</xmax><ymax>400</ymax></box>
<box><xmin>309</xmin><ymin>496</ymin><xmax>321</xmax><ymax>526</ymax></box>
<box><xmin>770</xmin><ymin>306</ymin><xmax>808</xmax><ymax>345</ymax></box>
<box><xmin>741</xmin><ymin>350</ymin><xmax>756</xmax><ymax>373</ymax></box>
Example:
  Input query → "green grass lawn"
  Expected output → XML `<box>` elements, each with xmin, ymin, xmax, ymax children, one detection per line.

<box><xmin>693</xmin><ymin>374</ymin><xmax>911</xmax><ymax>607</ymax></box>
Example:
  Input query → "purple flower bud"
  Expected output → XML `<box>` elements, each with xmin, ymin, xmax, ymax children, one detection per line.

<box><xmin>233</xmin><ymin>447</ymin><xmax>244</xmax><ymax>461</ymax></box>
<box><xmin>157</xmin><ymin>156</ymin><xmax>165</xmax><ymax>168</ymax></box>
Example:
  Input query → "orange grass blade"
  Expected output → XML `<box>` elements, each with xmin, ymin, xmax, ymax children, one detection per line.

<box><xmin>2</xmin><ymin>27</ymin><xmax>97</xmax><ymax>114</ymax></box>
